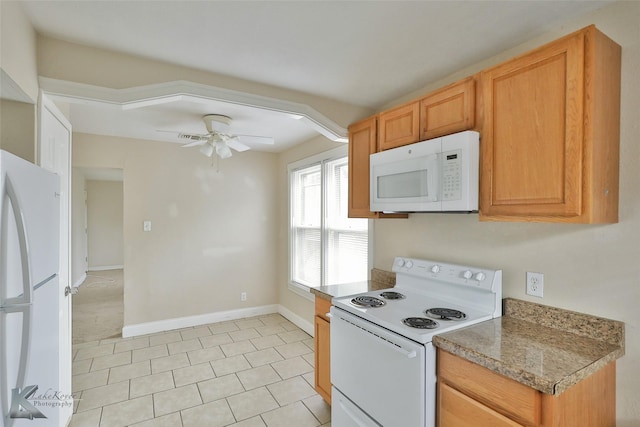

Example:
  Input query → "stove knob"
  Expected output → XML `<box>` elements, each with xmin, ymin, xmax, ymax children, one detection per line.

<box><xmin>405</xmin><ymin>260</ymin><xmax>414</xmax><ymax>269</ymax></box>
<box><xmin>395</xmin><ymin>258</ymin><xmax>405</xmax><ymax>267</ymax></box>
<box><xmin>430</xmin><ymin>265</ymin><xmax>440</xmax><ymax>273</ymax></box>
<box><xmin>462</xmin><ymin>270</ymin><xmax>473</xmax><ymax>279</ymax></box>
<box><xmin>475</xmin><ymin>272</ymin><xmax>486</xmax><ymax>281</ymax></box>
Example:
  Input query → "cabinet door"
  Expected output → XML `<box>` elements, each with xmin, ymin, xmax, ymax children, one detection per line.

<box><xmin>378</xmin><ymin>102</ymin><xmax>420</xmax><ymax>151</ymax></box>
<box><xmin>439</xmin><ymin>383</ymin><xmax>524</xmax><ymax>427</ymax></box>
<box><xmin>348</xmin><ymin>117</ymin><xmax>408</xmax><ymax>219</ymax></box>
<box><xmin>420</xmin><ymin>77</ymin><xmax>476</xmax><ymax>140</ymax></box>
<box><xmin>348</xmin><ymin>116</ymin><xmax>378</xmax><ymax>218</ymax></box>
<box><xmin>314</xmin><ymin>315</ymin><xmax>331</xmax><ymax>404</ymax></box>
<box><xmin>480</xmin><ymin>31</ymin><xmax>585</xmax><ymax>219</ymax></box>
<box><xmin>438</xmin><ymin>350</ymin><xmax>540</xmax><ymax>426</ymax></box>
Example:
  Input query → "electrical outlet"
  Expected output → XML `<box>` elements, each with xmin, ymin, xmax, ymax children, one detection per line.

<box><xmin>526</xmin><ymin>272</ymin><xmax>544</xmax><ymax>297</ymax></box>
<box><xmin>241</xmin><ymin>292</ymin><xmax>247</xmax><ymax>302</ymax></box>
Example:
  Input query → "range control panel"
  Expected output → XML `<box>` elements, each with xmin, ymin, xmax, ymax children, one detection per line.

<box><xmin>392</xmin><ymin>257</ymin><xmax>502</xmax><ymax>292</ymax></box>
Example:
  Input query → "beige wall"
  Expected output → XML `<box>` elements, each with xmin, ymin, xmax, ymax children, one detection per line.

<box><xmin>0</xmin><ymin>2</ymin><xmax>38</xmax><ymax>163</ymax></box>
<box><xmin>0</xmin><ymin>1</ymin><xmax>38</xmax><ymax>103</ymax></box>
<box><xmin>73</xmin><ymin>133</ymin><xmax>279</xmax><ymax>326</ymax></box>
<box><xmin>0</xmin><ymin>99</ymin><xmax>35</xmax><ymax>162</ymax></box>
<box><xmin>86</xmin><ymin>180</ymin><xmax>124</xmax><ymax>269</ymax></box>
<box><xmin>373</xmin><ymin>2</ymin><xmax>640</xmax><ymax>423</ymax></box>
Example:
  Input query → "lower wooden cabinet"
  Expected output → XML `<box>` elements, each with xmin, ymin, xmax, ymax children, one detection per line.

<box><xmin>314</xmin><ymin>296</ymin><xmax>332</xmax><ymax>404</ymax></box>
<box><xmin>437</xmin><ymin>349</ymin><xmax>616</xmax><ymax>427</ymax></box>
<box><xmin>440</xmin><ymin>382</ymin><xmax>524</xmax><ymax>427</ymax></box>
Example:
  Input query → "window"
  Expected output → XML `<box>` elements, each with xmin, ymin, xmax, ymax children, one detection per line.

<box><xmin>289</xmin><ymin>147</ymin><xmax>369</xmax><ymax>293</ymax></box>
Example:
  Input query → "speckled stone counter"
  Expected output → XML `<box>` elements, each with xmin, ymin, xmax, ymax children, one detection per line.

<box><xmin>310</xmin><ymin>268</ymin><xmax>395</xmax><ymax>301</ymax></box>
<box><xmin>433</xmin><ymin>298</ymin><xmax>625</xmax><ymax>395</ymax></box>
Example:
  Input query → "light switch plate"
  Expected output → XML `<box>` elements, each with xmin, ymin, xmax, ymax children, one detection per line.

<box><xmin>143</xmin><ymin>220</ymin><xmax>152</xmax><ymax>232</ymax></box>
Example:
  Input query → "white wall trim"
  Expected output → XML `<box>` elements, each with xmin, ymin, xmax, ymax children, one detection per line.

<box><xmin>277</xmin><ymin>305</ymin><xmax>314</xmax><ymax>336</ymax></box>
<box><xmin>39</xmin><ymin>78</ymin><xmax>348</xmax><ymax>142</ymax></box>
<box><xmin>122</xmin><ymin>304</ymin><xmax>279</xmax><ymax>338</ymax></box>
<box><xmin>121</xmin><ymin>304</ymin><xmax>314</xmax><ymax>338</ymax></box>
<box><xmin>88</xmin><ymin>265</ymin><xmax>124</xmax><ymax>271</ymax></box>
<box><xmin>73</xmin><ymin>273</ymin><xmax>87</xmax><ymax>288</ymax></box>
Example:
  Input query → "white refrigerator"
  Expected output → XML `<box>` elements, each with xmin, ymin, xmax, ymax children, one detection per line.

<box><xmin>1</xmin><ymin>150</ymin><xmax>67</xmax><ymax>426</ymax></box>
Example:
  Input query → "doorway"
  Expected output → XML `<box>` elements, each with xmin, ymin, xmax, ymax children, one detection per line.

<box><xmin>71</xmin><ymin>167</ymin><xmax>124</xmax><ymax>343</ymax></box>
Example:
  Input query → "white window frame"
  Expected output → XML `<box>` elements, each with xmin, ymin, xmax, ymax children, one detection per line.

<box><xmin>287</xmin><ymin>145</ymin><xmax>373</xmax><ymax>301</ymax></box>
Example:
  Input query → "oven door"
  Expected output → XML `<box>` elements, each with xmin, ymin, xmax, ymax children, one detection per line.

<box><xmin>330</xmin><ymin>306</ymin><xmax>434</xmax><ymax>427</ymax></box>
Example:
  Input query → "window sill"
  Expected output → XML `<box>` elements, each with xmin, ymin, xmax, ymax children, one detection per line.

<box><xmin>288</xmin><ymin>282</ymin><xmax>315</xmax><ymax>302</ymax></box>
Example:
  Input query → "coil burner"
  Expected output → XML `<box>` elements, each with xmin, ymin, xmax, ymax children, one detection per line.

<box><xmin>402</xmin><ymin>317</ymin><xmax>439</xmax><ymax>329</ymax></box>
<box><xmin>425</xmin><ymin>307</ymin><xmax>467</xmax><ymax>321</ymax></box>
<box><xmin>379</xmin><ymin>291</ymin><xmax>405</xmax><ymax>300</ymax></box>
<box><xmin>351</xmin><ymin>296</ymin><xmax>386</xmax><ymax>308</ymax></box>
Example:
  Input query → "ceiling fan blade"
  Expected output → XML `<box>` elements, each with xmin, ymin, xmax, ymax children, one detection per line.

<box><xmin>226</xmin><ymin>139</ymin><xmax>251</xmax><ymax>152</ymax></box>
<box><xmin>179</xmin><ymin>133</ymin><xmax>209</xmax><ymax>147</ymax></box>
<box><xmin>235</xmin><ymin>134</ymin><xmax>275</xmax><ymax>145</ymax></box>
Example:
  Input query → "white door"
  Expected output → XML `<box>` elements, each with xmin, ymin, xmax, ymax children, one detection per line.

<box><xmin>38</xmin><ymin>94</ymin><xmax>72</xmax><ymax>427</ymax></box>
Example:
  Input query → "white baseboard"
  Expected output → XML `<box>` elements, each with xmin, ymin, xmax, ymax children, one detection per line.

<box><xmin>73</xmin><ymin>273</ymin><xmax>87</xmax><ymax>288</ymax></box>
<box><xmin>277</xmin><ymin>305</ymin><xmax>314</xmax><ymax>336</ymax></box>
<box><xmin>121</xmin><ymin>304</ymin><xmax>315</xmax><ymax>338</ymax></box>
<box><xmin>88</xmin><ymin>265</ymin><xmax>124</xmax><ymax>271</ymax></box>
<box><xmin>122</xmin><ymin>304</ymin><xmax>279</xmax><ymax>338</ymax></box>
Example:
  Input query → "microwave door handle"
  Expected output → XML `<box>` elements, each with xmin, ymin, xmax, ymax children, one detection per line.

<box><xmin>2</xmin><ymin>176</ymin><xmax>32</xmax><ymax>306</ymax></box>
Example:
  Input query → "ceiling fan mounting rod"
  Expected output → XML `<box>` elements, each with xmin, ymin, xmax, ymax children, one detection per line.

<box><xmin>204</xmin><ymin>114</ymin><xmax>231</xmax><ymax>124</ymax></box>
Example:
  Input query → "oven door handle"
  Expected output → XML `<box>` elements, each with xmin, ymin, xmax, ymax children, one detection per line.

<box><xmin>335</xmin><ymin>314</ymin><xmax>417</xmax><ymax>359</ymax></box>
<box><xmin>391</xmin><ymin>343</ymin><xmax>417</xmax><ymax>359</ymax></box>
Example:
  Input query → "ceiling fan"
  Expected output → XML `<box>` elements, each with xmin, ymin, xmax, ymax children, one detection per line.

<box><xmin>176</xmin><ymin>114</ymin><xmax>274</xmax><ymax>159</ymax></box>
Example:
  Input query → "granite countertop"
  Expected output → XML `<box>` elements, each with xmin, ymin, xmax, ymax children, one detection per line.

<box><xmin>433</xmin><ymin>298</ymin><xmax>625</xmax><ymax>395</ymax></box>
<box><xmin>310</xmin><ymin>268</ymin><xmax>396</xmax><ymax>301</ymax></box>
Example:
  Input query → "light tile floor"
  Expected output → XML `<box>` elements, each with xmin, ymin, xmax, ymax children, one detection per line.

<box><xmin>70</xmin><ymin>314</ymin><xmax>331</xmax><ymax>427</ymax></box>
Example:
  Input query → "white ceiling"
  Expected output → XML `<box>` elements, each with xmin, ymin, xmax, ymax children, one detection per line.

<box><xmin>20</xmin><ymin>0</ymin><xmax>613</xmax><ymax>152</ymax></box>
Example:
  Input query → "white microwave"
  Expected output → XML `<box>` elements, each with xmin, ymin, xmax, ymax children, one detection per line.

<box><xmin>370</xmin><ymin>130</ymin><xmax>479</xmax><ymax>213</ymax></box>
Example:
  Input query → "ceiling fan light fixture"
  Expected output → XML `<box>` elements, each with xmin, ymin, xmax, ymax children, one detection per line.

<box><xmin>200</xmin><ymin>143</ymin><xmax>214</xmax><ymax>157</ymax></box>
<box><xmin>215</xmin><ymin>141</ymin><xmax>233</xmax><ymax>159</ymax></box>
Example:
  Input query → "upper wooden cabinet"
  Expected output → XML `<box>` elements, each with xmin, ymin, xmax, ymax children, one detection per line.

<box><xmin>348</xmin><ymin>116</ymin><xmax>379</xmax><ymax>218</ymax></box>
<box><xmin>479</xmin><ymin>25</ymin><xmax>621</xmax><ymax>223</ymax></box>
<box><xmin>378</xmin><ymin>102</ymin><xmax>420</xmax><ymax>151</ymax></box>
<box><xmin>378</xmin><ymin>77</ymin><xmax>477</xmax><ymax>152</ymax></box>
<box><xmin>348</xmin><ymin>116</ymin><xmax>408</xmax><ymax>218</ymax></box>
<box><xmin>420</xmin><ymin>77</ymin><xmax>476</xmax><ymax>140</ymax></box>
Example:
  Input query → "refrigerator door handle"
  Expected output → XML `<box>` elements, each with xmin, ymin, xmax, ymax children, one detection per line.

<box><xmin>1</xmin><ymin>176</ymin><xmax>32</xmax><ymax>307</ymax></box>
<box><xmin>1</xmin><ymin>304</ymin><xmax>33</xmax><ymax>427</ymax></box>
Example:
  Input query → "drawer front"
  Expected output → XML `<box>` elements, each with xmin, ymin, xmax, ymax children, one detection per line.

<box><xmin>438</xmin><ymin>350</ymin><xmax>540</xmax><ymax>426</ymax></box>
<box><xmin>314</xmin><ymin>296</ymin><xmax>332</xmax><ymax>322</ymax></box>
<box><xmin>439</xmin><ymin>382</ymin><xmax>524</xmax><ymax>427</ymax></box>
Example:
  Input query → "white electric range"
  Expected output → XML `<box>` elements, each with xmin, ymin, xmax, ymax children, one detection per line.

<box><xmin>330</xmin><ymin>257</ymin><xmax>502</xmax><ymax>427</ymax></box>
